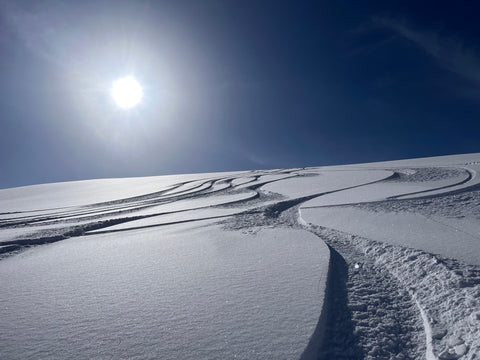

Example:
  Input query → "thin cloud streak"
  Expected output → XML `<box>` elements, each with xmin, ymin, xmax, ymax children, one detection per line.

<box><xmin>374</xmin><ymin>17</ymin><xmax>480</xmax><ymax>85</ymax></box>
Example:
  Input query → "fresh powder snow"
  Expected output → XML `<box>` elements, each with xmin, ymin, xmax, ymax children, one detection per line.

<box><xmin>1</xmin><ymin>153</ymin><xmax>479</xmax><ymax>359</ymax></box>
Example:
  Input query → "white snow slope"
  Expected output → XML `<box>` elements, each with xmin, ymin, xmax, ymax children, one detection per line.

<box><xmin>1</xmin><ymin>153</ymin><xmax>480</xmax><ymax>360</ymax></box>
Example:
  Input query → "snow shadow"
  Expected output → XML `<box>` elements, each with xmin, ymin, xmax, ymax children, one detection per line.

<box><xmin>313</xmin><ymin>246</ymin><xmax>364</xmax><ymax>360</ymax></box>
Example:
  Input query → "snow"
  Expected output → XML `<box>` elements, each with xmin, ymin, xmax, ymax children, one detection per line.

<box><xmin>231</xmin><ymin>176</ymin><xmax>256</xmax><ymax>186</ymax></box>
<box><xmin>301</xmin><ymin>167</ymin><xmax>473</xmax><ymax>207</ymax></box>
<box><xmin>130</xmin><ymin>191</ymin><xmax>257</xmax><ymax>215</ymax></box>
<box><xmin>0</xmin><ymin>171</ymin><xmax>241</xmax><ymax>213</ymax></box>
<box><xmin>0</xmin><ymin>225</ymin><xmax>329</xmax><ymax>360</ymax></box>
<box><xmin>300</xmin><ymin>206</ymin><xmax>480</xmax><ymax>265</ymax></box>
<box><xmin>86</xmin><ymin>208</ymin><xmax>245</xmax><ymax>234</ymax></box>
<box><xmin>261</xmin><ymin>169</ymin><xmax>393</xmax><ymax>199</ymax></box>
<box><xmin>1</xmin><ymin>153</ymin><xmax>480</xmax><ymax>359</ymax></box>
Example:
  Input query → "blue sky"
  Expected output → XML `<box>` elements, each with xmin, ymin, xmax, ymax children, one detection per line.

<box><xmin>1</xmin><ymin>1</ymin><xmax>479</xmax><ymax>188</ymax></box>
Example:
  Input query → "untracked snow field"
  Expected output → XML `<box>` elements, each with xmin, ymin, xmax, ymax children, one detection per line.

<box><xmin>1</xmin><ymin>153</ymin><xmax>480</xmax><ymax>359</ymax></box>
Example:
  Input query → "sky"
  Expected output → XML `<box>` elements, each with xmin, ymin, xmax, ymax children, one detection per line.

<box><xmin>1</xmin><ymin>0</ymin><xmax>480</xmax><ymax>189</ymax></box>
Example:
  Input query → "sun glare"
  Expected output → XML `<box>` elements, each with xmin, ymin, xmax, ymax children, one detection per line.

<box><xmin>112</xmin><ymin>76</ymin><xmax>143</xmax><ymax>109</ymax></box>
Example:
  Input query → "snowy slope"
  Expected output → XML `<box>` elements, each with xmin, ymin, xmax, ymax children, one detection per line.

<box><xmin>1</xmin><ymin>153</ymin><xmax>480</xmax><ymax>359</ymax></box>
<box><xmin>0</xmin><ymin>224</ymin><xmax>329</xmax><ymax>360</ymax></box>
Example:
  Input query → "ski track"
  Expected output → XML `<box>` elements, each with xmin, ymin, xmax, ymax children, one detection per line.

<box><xmin>1</xmin><ymin>160</ymin><xmax>480</xmax><ymax>359</ymax></box>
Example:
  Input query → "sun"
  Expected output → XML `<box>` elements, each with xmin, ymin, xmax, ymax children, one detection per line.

<box><xmin>111</xmin><ymin>76</ymin><xmax>143</xmax><ymax>109</ymax></box>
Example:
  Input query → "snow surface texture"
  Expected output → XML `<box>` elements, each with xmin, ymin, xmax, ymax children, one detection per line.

<box><xmin>0</xmin><ymin>225</ymin><xmax>328</xmax><ymax>360</ymax></box>
<box><xmin>1</xmin><ymin>153</ymin><xmax>480</xmax><ymax>359</ymax></box>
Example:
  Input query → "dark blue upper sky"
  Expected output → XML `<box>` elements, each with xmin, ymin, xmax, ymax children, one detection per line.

<box><xmin>1</xmin><ymin>0</ymin><xmax>479</xmax><ymax>188</ymax></box>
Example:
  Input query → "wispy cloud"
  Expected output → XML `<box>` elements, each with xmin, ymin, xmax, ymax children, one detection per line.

<box><xmin>374</xmin><ymin>17</ymin><xmax>480</xmax><ymax>85</ymax></box>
